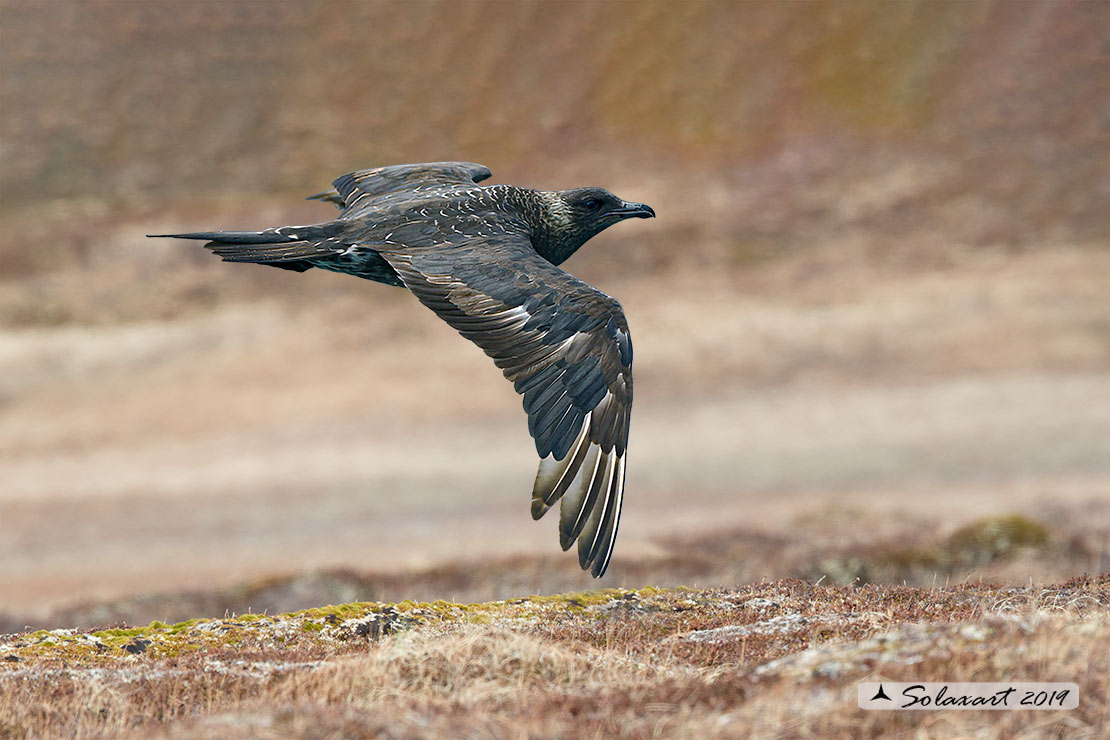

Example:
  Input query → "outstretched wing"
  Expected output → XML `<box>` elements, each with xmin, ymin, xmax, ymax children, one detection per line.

<box><xmin>308</xmin><ymin>162</ymin><xmax>493</xmax><ymax>216</ymax></box>
<box><xmin>381</xmin><ymin>236</ymin><xmax>632</xmax><ymax>577</ymax></box>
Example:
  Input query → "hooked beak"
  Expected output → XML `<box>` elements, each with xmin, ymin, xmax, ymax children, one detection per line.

<box><xmin>612</xmin><ymin>201</ymin><xmax>656</xmax><ymax>219</ymax></box>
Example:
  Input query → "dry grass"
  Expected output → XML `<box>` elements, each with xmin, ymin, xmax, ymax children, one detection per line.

<box><xmin>2</xmin><ymin>578</ymin><xmax>1106</xmax><ymax>739</ymax></box>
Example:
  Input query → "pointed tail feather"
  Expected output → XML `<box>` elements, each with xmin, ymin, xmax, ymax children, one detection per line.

<box><xmin>148</xmin><ymin>227</ymin><xmax>337</xmax><ymax>267</ymax></box>
<box><xmin>147</xmin><ymin>230</ymin><xmax>296</xmax><ymax>244</ymax></box>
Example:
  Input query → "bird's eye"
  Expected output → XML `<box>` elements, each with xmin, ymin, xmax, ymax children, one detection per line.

<box><xmin>584</xmin><ymin>199</ymin><xmax>602</xmax><ymax>210</ymax></box>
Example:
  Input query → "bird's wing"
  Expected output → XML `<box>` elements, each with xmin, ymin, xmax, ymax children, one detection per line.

<box><xmin>308</xmin><ymin>162</ymin><xmax>493</xmax><ymax>215</ymax></box>
<box><xmin>380</xmin><ymin>237</ymin><xmax>632</xmax><ymax>577</ymax></box>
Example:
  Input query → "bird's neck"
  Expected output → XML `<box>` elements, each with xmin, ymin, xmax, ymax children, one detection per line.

<box><xmin>524</xmin><ymin>190</ymin><xmax>587</xmax><ymax>265</ymax></box>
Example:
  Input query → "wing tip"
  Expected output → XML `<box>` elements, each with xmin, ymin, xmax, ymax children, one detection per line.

<box><xmin>578</xmin><ymin>451</ymin><xmax>624</xmax><ymax>578</ymax></box>
<box><xmin>306</xmin><ymin>190</ymin><xmax>345</xmax><ymax>208</ymax></box>
<box><xmin>535</xmin><ymin>439</ymin><xmax>625</xmax><ymax>579</ymax></box>
<box><xmin>530</xmin><ymin>497</ymin><xmax>549</xmax><ymax>520</ymax></box>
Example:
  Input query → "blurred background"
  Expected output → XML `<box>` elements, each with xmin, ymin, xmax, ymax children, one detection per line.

<box><xmin>1</xmin><ymin>0</ymin><xmax>1108</xmax><ymax>630</ymax></box>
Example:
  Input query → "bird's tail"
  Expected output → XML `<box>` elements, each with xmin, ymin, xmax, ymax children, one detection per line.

<box><xmin>147</xmin><ymin>226</ymin><xmax>338</xmax><ymax>272</ymax></box>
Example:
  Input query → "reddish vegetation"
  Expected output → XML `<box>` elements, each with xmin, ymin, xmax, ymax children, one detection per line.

<box><xmin>2</xmin><ymin>578</ymin><xmax>1106</xmax><ymax>739</ymax></box>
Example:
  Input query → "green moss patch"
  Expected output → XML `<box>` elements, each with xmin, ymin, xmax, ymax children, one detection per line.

<box><xmin>0</xmin><ymin>589</ymin><xmax>664</xmax><ymax>668</ymax></box>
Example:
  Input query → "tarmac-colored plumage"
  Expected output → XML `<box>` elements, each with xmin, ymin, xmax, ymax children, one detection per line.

<box><xmin>149</xmin><ymin>162</ymin><xmax>654</xmax><ymax>577</ymax></box>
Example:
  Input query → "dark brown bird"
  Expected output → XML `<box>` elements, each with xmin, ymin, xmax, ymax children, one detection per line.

<box><xmin>149</xmin><ymin>162</ymin><xmax>654</xmax><ymax>577</ymax></box>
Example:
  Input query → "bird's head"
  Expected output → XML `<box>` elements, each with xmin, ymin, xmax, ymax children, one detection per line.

<box><xmin>534</xmin><ymin>187</ymin><xmax>655</xmax><ymax>264</ymax></box>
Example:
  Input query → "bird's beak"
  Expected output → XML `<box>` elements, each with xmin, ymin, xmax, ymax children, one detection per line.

<box><xmin>613</xmin><ymin>201</ymin><xmax>656</xmax><ymax>219</ymax></box>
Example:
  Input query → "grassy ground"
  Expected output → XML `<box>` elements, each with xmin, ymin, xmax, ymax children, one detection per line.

<box><xmin>2</xmin><ymin>578</ymin><xmax>1106</xmax><ymax>739</ymax></box>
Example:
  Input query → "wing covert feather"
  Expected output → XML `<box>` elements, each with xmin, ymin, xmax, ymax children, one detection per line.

<box><xmin>330</xmin><ymin>162</ymin><xmax>492</xmax><ymax>215</ymax></box>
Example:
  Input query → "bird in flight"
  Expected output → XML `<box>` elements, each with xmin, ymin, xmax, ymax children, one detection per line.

<box><xmin>150</xmin><ymin>162</ymin><xmax>654</xmax><ymax>577</ymax></box>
